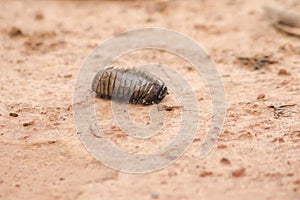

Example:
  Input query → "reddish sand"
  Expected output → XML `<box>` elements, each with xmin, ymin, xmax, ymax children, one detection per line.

<box><xmin>0</xmin><ymin>0</ymin><xmax>299</xmax><ymax>199</ymax></box>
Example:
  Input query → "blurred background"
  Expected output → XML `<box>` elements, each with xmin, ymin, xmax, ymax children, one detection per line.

<box><xmin>0</xmin><ymin>0</ymin><xmax>299</xmax><ymax>199</ymax></box>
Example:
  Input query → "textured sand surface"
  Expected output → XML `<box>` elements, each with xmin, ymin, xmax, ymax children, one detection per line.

<box><xmin>0</xmin><ymin>0</ymin><xmax>299</xmax><ymax>199</ymax></box>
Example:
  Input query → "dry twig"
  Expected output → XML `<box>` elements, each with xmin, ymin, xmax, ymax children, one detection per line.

<box><xmin>268</xmin><ymin>104</ymin><xmax>296</xmax><ymax>119</ymax></box>
<box><xmin>264</xmin><ymin>4</ymin><xmax>300</xmax><ymax>37</ymax></box>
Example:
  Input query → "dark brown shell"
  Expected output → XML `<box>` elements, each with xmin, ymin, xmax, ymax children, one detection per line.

<box><xmin>92</xmin><ymin>66</ymin><xmax>168</xmax><ymax>105</ymax></box>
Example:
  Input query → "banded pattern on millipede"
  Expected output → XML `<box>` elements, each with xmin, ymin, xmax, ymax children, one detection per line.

<box><xmin>92</xmin><ymin>66</ymin><xmax>168</xmax><ymax>105</ymax></box>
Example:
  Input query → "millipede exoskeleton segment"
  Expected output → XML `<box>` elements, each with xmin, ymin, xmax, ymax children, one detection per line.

<box><xmin>92</xmin><ymin>66</ymin><xmax>168</xmax><ymax>105</ymax></box>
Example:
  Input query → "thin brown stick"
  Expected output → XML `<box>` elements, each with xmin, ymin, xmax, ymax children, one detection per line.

<box><xmin>274</xmin><ymin>23</ymin><xmax>300</xmax><ymax>37</ymax></box>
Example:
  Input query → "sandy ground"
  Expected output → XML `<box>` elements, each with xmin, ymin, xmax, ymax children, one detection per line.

<box><xmin>1</xmin><ymin>0</ymin><xmax>300</xmax><ymax>199</ymax></box>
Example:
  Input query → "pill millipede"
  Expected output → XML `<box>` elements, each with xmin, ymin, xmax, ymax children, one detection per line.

<box><xmin>92</xmin><ymin>66</ymin><xmax>168</xmax><ymax>105</ymax></box>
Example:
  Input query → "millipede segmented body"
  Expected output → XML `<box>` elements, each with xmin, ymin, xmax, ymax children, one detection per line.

<box><xmin>92</xmin><ymin>66</ymin><xmax>168</xmax><ymax>105</ymax></box>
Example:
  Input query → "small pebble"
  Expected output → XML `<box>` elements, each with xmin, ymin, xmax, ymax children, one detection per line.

<box><xmin>200</xmin><ymin>171</ymin><xmax>213</xmax><ymax>177</ymax></box>
<box><xmin>23</xmin><ymin>120</ymin><xmax>35</xmax><ymax>127</ymax></box>
<box><xmin>63</xmin><ymin>74</ymin><xmax>72</xmax><ymax>78</ymax></box>
<box><xmin>9</xmin><ymin>27</ymin><xmax>23</xmax><ymax>37</ymax></box>
<box><xmin>220</xmin><ymin>157</ymin><xmax>231</xmax><ymax>165</ymax></box>
<box><xmin>9</xmin><ymin>112</ymin><xmax>19</xmax><ymax>117</ymax></box>
<box><xmin>232</xmin><ymin>168</ymin><xmax>246</xmax><ymax>177</ymax></box>
<box><xmin>217</xmin><ymin>144</ymin><xmax>227</xmax><ymax>149</ymax></box>
<box><xmin>278</xmin><ymin>69</ymin><xmax>290</xmax><ymax>76</ymax></box>
<box><xmin>35</xmin><ymin>12</ymin><xmax>44</xmax><ymax>20</ymax></box>
<box><xmin>257</xmin><ymin>93</ymin><xmax>265</xmax><ymax>100</ymax></box>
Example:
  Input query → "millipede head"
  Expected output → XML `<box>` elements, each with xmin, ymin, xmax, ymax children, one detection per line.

<box><xmin>154</xmin><ymin>84</ymin><xmax>168</xmax><ymax>104</ymax></box>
